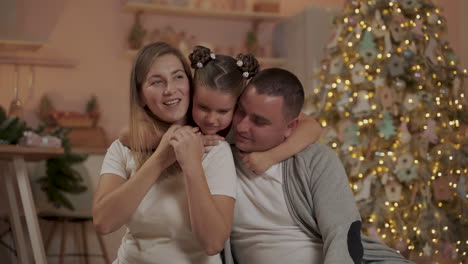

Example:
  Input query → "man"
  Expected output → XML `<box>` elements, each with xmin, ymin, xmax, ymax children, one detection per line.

<box><xmin>224</xmin><ymin>68</ymin><xmax>412</xmax><ymax>264</ymax></box>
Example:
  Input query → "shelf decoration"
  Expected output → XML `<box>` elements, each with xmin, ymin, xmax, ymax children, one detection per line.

<box><xmin>128</xmin><ymin>11</ymin><xmax>147</xmax><ymax>50</ymax></box>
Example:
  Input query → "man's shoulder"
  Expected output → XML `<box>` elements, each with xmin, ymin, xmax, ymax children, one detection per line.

<box><xmin>296</xmin><ymin>143</ymin><xmax>338</xmax><ymax>161</ymax></box>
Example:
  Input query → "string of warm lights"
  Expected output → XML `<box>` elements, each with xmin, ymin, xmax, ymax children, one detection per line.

<box><xmin>305</xmin><ymin>0</ymin><xmax>467</xmax><ymax>262</ymax></box>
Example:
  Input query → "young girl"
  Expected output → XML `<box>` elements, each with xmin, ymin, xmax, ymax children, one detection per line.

<box><xmin>187</xmin><ymin>45</ymin><xmax>323</xmax><ymax>173</ymax></box>
<box><xmin>93</xmin><ymin>42</ymin><xmax>237</xmax><ymax>264</ymax></box>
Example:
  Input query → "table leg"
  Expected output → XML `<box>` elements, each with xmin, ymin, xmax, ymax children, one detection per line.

<box><xmin>2</xmin><ymin>161</ymin><xmax>29</xmax><ymax>264</ymax></box>
<box><xmin>13</xmin><ymin>157</ymin><xmax>47</xmax><ymax>264</ymax></box>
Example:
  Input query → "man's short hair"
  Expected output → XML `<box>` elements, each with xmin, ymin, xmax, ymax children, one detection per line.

<box><xmin>249</xmin><ymin>68</ymin><xmax>304</xmax><ymax>121</ymax></box>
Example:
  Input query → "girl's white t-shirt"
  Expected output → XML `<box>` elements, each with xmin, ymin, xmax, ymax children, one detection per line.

<box><xmin>100</xmin><ymin>140</ymin><xmax>236</xmax><ymax>264</ymax></box>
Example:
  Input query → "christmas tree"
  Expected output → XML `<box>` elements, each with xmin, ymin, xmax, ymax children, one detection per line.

<box><xmin>305</xmin><ymin>0</ymin><xmax>467</xmax><ymax>261</ymax></box>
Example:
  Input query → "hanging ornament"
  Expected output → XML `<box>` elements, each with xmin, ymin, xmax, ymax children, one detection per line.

<box><xmin>427</xmin><ymin>12</ymin><xmax>439</xmax><ymax>25</ymax></box>
<box><xmin>394</xmin><ymin>153</ymin><xmax>414</xmax><ymax>171</ymax></box>
<box><xmin>425</xmin><ymin>37</ymin><xmax>439</xmax><ymax>65</ymax></box>
<box><xmin>403</xmin><ymin>93</ymin><xmax>420</xmax><ymax>111</ymax></box>
<box><xmin>422</xmin><ymin>119</ymin><xmax>438</xmax><ymax>144</ymax></box>
<box><xmin>355</xmin><ymin>173</ymin><xmax>377</xmax><ymax>202</ymax></box>
<box><xmin>351</xmin><ymin>63</ymin><xmax>366</xmax><ymax>84</ymax></box>
<box><xmin>347</xmin><ymin>15</ymin><xmax>358</xmax><ymax>27</ymax></box>
<box><xmin>322</xmin><ymin>127</ymin><xmax>338</xmax><ymax>145</ymax></box>
<box><xmin>330</xmin><ymin>56</ymin><xmax>344</xmax><ymax>75</ymax></box>
<box><xmin>381</xmin><ymin>173</ymin><xmax>389</xmax><ymax>185</ymax></box>
<box><xmin>413</xmin><ymin>70</ymin><xmax>425</xmax><ymax>82</ymax></box>
<box><xmin>384</xmin><ymin>31</ymin><xmax>393</xmax><ymax>54</ymax></box>
<box><xmin>423</xmin><ymin>243</ymin><xmax>432</xmax><ymax>257</ymax></box>
<box><xmin>395</xmin><ymin>78</ymin><xmax>406</xmax><ymax>89</ymax></box>
<box><xmin>352</xmin><ymin>91</ymin><xmax>371</xmax><ymax>116</ymax></box>
<box><xmin>411</xmin><ymin>19</ymin><xmax>424</xmax><ymax>40</ymax></box>
<box><xmin>400</xmin><ymin>0</ymin><xmax>422</xmax><ymax>11</ymax></box>
<box><xmin>456</xmin><ymin>176</ymin><xmax>467</xmax><ymax>200</ymax></box>
<box><xmin>378</xmin><ymin>86</ymin><xmax>395</xmax><ymax>112</ymax></box>
<box><xmin>390</xmin><ymin>14</ymin><xmax>405</xmax><ymax>43</ymax></box>
<box><xmin>359</xmin><ymin>31</ymin><xmax>378</xmax><ymax>64</ymax></box>
<box><xmin>339</xmin><ymin>120</ymin><xmax>360</xmax><ymax>148</ymax></box>
<box><xmin>418</xmin><ymin>90</ymin><xmax>433</xmax><ymax>104</ymax></box>
<box><xmin>396</xmin><ymin>167</ymin><xmax>418</xmax><ymax>183</ymax></box>
<box><xmin>360</xmin><ymin>1</ymin><xmax>369</xmax><ymax>15</ymax></box>
<box><xmin>387</xmin><ymin>56</ymin><xmax>407</xmax><ymax>77</ymax></box>
<box><xmin>399</xmin><ymin>122</ymin><xmax>412</xmax><ymax>145</ymax></box>
<box><xmin>337</xmin><ymin>91</ymin><xmax>351</xmax><ymax>112</ymax></box>
<box><xmin>371</xmin><ymin>11</ymin><xmax>386</xmax><ymax>38</ymax></box>
<box><xmin>385</xmin><ymin>176</ymin><xmax>402</xmax><ymax>202</ymax></box>
<box><xmin>379</xmin><ymin>112</ymin><xmax>397</xmax><ymax>140</ymax></box>
<box><xmin>402</xmin><ymin>49</ymin><xmax>414</xmax><ymax>61</ymax></box>
<box><xmin>327</xmin><ymin>24</ymin><xmax>344</xmax><ymax>49</ymax></box>
<box><xmin>373</xmin><ymin>75</ymin><xmax>385</xmax><ymax>89</ymax></box>
<box><xmin>432</xmin><ymin>176</ymin><xmax>456</xmax><ymax>201</ymax></box>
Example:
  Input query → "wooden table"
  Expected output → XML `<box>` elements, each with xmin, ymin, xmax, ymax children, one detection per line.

<box><xmin>0</xmin><ymin>145</ymin><xmax>63</xmax><ymax>264</ymax></box>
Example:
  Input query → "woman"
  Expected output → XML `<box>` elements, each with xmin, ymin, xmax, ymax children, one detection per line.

<box><xmin>92</xmin><ymin>42</ymin><xmax>236</xmax><ymax>264</ymax></box>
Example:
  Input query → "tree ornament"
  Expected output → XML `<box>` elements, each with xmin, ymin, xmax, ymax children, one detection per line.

<box><xmin>432</xmin><ymin>176</ymin><xmax>456</xmax><ymax>201</ymax></box>
<box><xmin>422</xmin><ymin>119</ymin><xmax>438</xmax><ymax>144</ymax></box>
<box><xmin>378</xmin><ymin>86</ymin><xmax>395</xmax><ymax>112</ymax></box>
<box><xmin>351</xmin><ymin>63</ymin><xmax>366</xmax><ymax>84</ymax></box>
<box><xmin>396</xmin><ymin>167</ymin><xmax>418</xmax><ymax>183</ymax></box>
<box><xmin>337</xmin><ymin>91</ymin><xmax>351</xmax><ymax>112</ymax></box>
<box><xmin>355</xmin><ymin>173</ymin><xmax>377</xmax><ymax>202</ymax></box>
<box><xmin>352</xmin><ymin>91</ymin><xmax>371</xmax><ymax>116</ymax></box>
<box><xmin>385</xmin><ymin>176</ymin><xmax>402</xmax><ymax>202</ymax></box>
<box><xmin>371</xmin><ymin>11</ymin><xmax>386</xmax><ymax>38</ymax></box>
<box><xmin>390</xmin><ymin>14</ymin><xmax>405</xmax><ymax>42</ymax></box>
<box><xmin>330</xmin><ymin>56</ymin><xmax>344</xmax><ymax>75</ymax></box>
<box><xmin>400</xmin><ymin>0</ymin><xmax>422</xmax><ymax>11</ymax></box>
<box><xmin>423</xmin><ymin>243</ymin><xmax>432</xmax><ymax>257</ymax></box>
<box><xmin>399</xmin><ymin>122</ymin><xmax>412</xmax><ymax>145</ymax></box>
<box><xmin>339</xmin><ymin>120</ymin><xmax>360</xmax><ymax>148</ymax></box>
<box><xmin>402</xmin><ymin>49</ymin><xmax>414</xmax><ymax>61</ymax></box>
<box><xmin>427</xmin><ymin>12</ymin><xmax>439</xmax><ymax>25</ymax></box>
<box><xmin>456</xmin><ymin>176</ymin><xmax>467</xmax><ymax>200</ymax></box>
<box><xmin>379</xmin><ymin>112</ymin><xmax>397</xmax><ymax>140</ymax></box>
<box><xmin>395</xmin><ymin>153</ymin><xmax>414</xmax><ymax>171</ymax></box>
<box><xmin>411</xmin><ymin>19</ymin><xmax>424</xmax><ymax>40</ymax></box>
<box><xmin>395</xmin><ymin>78</ymin><xmax>406</xmax><ymax>89</ymax></box>
<box><xmin>387</xmin><ymin>56</ymin><xmax>407</xmax><ymax>77</ymax></box>
<box><xmin>403</xmin><ymin>93</ymin><xmax>420</xmax><ymax>111</ymax></box>
<box><xmin>425</xmin><ymin>37</ymin><xmax>439</xmax><ymax>65</ymax></box>
<box><xmin>359</xmin><ymin>31</ymin><xmax>378</xmax><ymax>64</ymax></box>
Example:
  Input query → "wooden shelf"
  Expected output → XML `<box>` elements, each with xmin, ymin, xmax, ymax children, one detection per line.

<box><xmin>0</xmin><ymin>39</ymin><xmax>47</xmax><ymax>52</ymax></box>
<box><xmin>125</xmin><ymin>49</ymin><xmax>285</xmax><ymax>67</ymax></box>
<box><xmin>124</xmin><ymin>2</ymin><xmax>285</xmax><ymax>22</ymax></box>
<box><xmin>0</xmin><ymin>145</ymin><xmax>63</xmax><ymax>161</ymax></box>
<box><xmin>0</xmin><ymin>56</ymin><xmax>78</xmax><ymax>68</ymax></box>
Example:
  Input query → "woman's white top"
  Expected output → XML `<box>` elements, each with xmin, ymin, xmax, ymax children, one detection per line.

<box><xmin>100</xmin><ymin>140</ymin><xmax>237</xmax><ymax>264</ymax></box>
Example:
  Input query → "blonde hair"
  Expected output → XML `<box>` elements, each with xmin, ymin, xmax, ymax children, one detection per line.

<box><xmin>129</xmin><ymin>42</ymin><xmax>193</xmax><ymax>169</ymax></box>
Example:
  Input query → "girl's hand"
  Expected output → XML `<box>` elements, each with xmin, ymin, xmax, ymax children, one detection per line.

<box><xmin>152</xmin><ymin>125</ymin><xmax>181</xmax><ymax>170</ymax></box>
<box><xmin>202</xmin><ymin>134</ymin><xmax>225</xmax><ymax>153</ymax></box>
<box><xmin>169</xmin><ymin>126</ymin><xmax>204</xmax><ymax>171</ymax></box>
<box><xmin>239</xmin><ymin>152</ymin><xmax>274</xmax><ymax>175</ymax></box>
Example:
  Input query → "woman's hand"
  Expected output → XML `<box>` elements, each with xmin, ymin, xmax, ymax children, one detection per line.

<box><xmin>170</xmin><ymin>126</ymin><xmax>204</xmax><ymax>171</ymax></box>
<box><xmin>152</xmin><ymin>125</ymin><xmax>181</xmax><ymax>170</ymax></box>
<box><xmin>239</xmin><ymin>151</ymin><xmax>274</xmax><ymax>174</ymax></box>
<box><xmin>201</xmin><ymin>134</ymin><xmax>224</xmax><ymax>152</ymax></box>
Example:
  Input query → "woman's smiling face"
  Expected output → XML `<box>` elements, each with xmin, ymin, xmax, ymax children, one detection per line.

<box><xmin>141</xmin><ymin>54</ymin><xmax>190</xmax><ymax>124</ymax></box>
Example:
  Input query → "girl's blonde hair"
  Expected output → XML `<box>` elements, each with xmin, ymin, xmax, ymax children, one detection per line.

<box><xmin>129</xmin><ymin>42</ymin><xmax>193</xmax><ymax>169</ymax></box>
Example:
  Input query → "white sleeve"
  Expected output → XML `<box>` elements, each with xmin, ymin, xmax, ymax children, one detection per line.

<box><xmin>202</xmin><ymin>141</ymin><xmax>237</xmax><ymax>199</ymax></box>
<box><xmin>100</xmin><ymin>140</ymin><xmax>130</xmax><ymax>180</ymax></box>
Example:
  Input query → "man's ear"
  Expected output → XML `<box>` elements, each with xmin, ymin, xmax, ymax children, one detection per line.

<box><xmin>284</xmin><ymin>117</ymin><xmax>299</xmax><ymax>139</ymax></box>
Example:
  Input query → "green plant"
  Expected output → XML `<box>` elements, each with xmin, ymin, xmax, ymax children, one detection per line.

<box><xmin>35</xmin><ymin>125</ymin><xmax>88</xmax><ymax>210</ymax></box>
